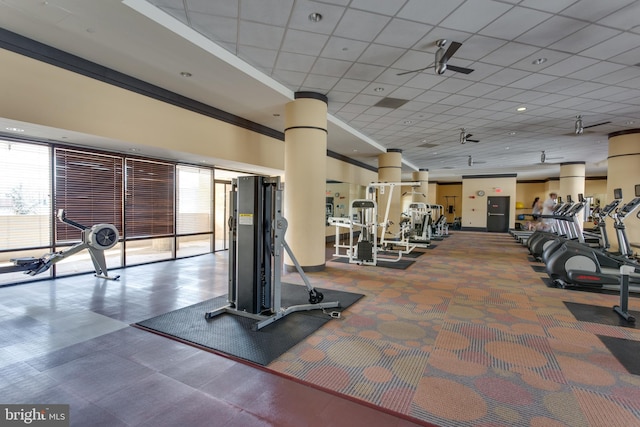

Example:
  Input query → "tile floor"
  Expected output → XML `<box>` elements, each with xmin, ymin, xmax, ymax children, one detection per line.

<box><xmin>0</xmin><ymin>252</ymin><xmax>427</xmax><ymax>427</ymax></box>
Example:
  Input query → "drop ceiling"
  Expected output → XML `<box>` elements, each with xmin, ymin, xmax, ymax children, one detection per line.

<box><xmin>1</xmin><ymin>0</ymin><xmax>639</xmax><ymax>182</ymax></box>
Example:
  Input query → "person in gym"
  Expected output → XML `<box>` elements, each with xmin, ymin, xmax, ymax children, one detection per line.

<box><xmin>531</xmin><ymin>197</ymin><xmax>542</xmax><ymax>220</ymax></box>
<box><xmin>541</xmin><ymin>192</ymin><xmax>557</xmax><ymax>230</ymax></box>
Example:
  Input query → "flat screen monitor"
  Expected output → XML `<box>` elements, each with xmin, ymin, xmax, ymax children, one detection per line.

<box><xmin>614</xmin><ymin>188</ymin><xmax>623</xmax><ymax>199</ymax></box>
<box><xmin>578</xmin><ymin>193</ymin><xmax>584</xmax><ymax>202</ymax></box>
<box><xmin>566</xmin><ymin>195</ymin><xmax>572</xmax><ymax>203</ymax></box>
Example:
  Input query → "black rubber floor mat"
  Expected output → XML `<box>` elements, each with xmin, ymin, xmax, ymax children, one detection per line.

<box><xmin>531</xmin><ymin>265</ymin><xmax>546</xmax><ymax>273</ymax></box>
<box><xmin>378</xmin><ymin>250</ymin><xmax>424</xmax><ymax>258</ymax></box>
<box><xmin>329</xmin><ymin>257</ymin><xmax>414</xmax><ymax>269</ymax></box>
<box><xmin>134</xmin><ymin>283</ymin><xmax>364</xmax><ymax>366</ymax></box>
<box><xmin>598</xmin><ymin>335</ymin><xmax>640</xmax><ymax>375</ymax></box>
<box><xmin>563</xmin><ymin>301</ymin><xmax>638</xmax><ymax>328</ymax></box>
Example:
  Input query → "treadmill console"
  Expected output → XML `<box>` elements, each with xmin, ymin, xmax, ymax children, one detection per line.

<box><xmin>618</xmin><ymin>197</ymin><xmax>640</xmax><ymax>219</ymax></box>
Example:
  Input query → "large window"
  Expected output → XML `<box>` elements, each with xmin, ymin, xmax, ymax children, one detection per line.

<box><xmin>0</xmin><ymin>141</ymin><xmax>51</xmax><ymax>285</ymax></box>
<box><xmin>0</xmin><ymin>140</ymin><xmax>235</xmax><ymax>286</ymax></box>
<box><xmin>177</xmin><ymin>165</ymin><xmax>212</xmax><ymax>257</ymax></box>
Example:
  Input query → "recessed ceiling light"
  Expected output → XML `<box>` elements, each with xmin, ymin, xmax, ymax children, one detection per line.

<box><xmin>505</xmin><ymin>146</ymin><xmax>510</xmax><ymax>150</ymax></box>
<box><xmin>403</xmin><ymin>120</ymin><xmax>413</xmax><ymax>125</ymax></box>
<box><xmin>374</xmin><ymin>87</ymin><xmax>384</xmax><ymax>92</ymax></box>
<box><xmin>625</xmin><ymin>120</ymin><xmax>635</xmax><ymax>125</ymax></box>
<box><xmin>5</xmin><ymin>127</ymin><xmax>24</xmax><ymax>132</ymax></box>
<box><xmin>532</xmin><ymin>58</ymin><xmax>547</xmax><ymax>65</ymax></box>
<box><xmin>129</xmin><ymin>148</ymin><xmax>140</xmax><ymax>152</ymax></box>
<box><xmin>516</xmin><ymin>107</ymin><xmax>527</xmax><ymax>112</ymax></box>
<box><xmin>180</xmin><ymin>71</ymin><xmax>192</xmax><ymax>77</ymax></box>
<box><xmin>508</xmin><ymin>131</ymin><xmax>517</xmax><ymax>135</ymax></box>
<box><xmin>308</xmin><ymin>12</ymin><xmax>323</xmax><ymax>22</ymax></box>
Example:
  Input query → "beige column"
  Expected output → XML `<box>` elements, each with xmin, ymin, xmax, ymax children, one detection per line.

<box><xmin>559</xmin><ymin>162</ymin><xmax>586</xmax><ymax>204</ymax></box>
<box><xmin>411</xmin><ymin>168</ymin><xmax>429</xmax><ymax>203</ymax></box>
<box><xmin>607</xmin><ymin>129</ymin><xmax>640</xmax><ymax>252</ymax></box>
<box><xmin>378</xmin><ymin>149</ymin><xmax>402</xmax><ymax>235</ymax></box>
<box><xmin>283</xmin><ymin>92</ymin><xmax>327</xmax><ymax>271</ymax></box>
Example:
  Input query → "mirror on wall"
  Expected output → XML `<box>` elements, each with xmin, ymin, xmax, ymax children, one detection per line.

<box><xmin>325</xmin><ymin>181</ymin><xmax>366</xmax><ymax>226</ymax></box>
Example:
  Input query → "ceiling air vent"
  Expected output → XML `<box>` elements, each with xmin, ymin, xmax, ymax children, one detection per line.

<box><xmin>374</xmin><ymin>97</ymin><xmax>410</xmax><ymax>109</ymax></box>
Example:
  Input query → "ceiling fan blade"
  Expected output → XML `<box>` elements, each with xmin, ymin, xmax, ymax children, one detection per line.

<box><xmin>397</xmin><ymin>65</ymin><xmax>434</xmax><ymax>76</ymax></box>
<box><xmin>583</xmin><ymin>121</ymin><xmax>612</xmax><ymax>129</ymax></box>
<box><xmin>441</xmin><ymin>41</ymin><xmax>462</xmax><ymax>62</ymax></box>
<box><xmin>466</xmin><ymin>139</ymin><xmax>479</xmax><ymax>143</ymax></box>
<box><xmin>446</xmin><ymin>64</ymin><xmax>474</xmax><ymax>74</ymax></box>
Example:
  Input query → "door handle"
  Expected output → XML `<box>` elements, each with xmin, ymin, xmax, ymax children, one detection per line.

<box><xmin>488</xmin><ymin>213</ymin><xmax>505</xmax><ymax>216</ymax></box>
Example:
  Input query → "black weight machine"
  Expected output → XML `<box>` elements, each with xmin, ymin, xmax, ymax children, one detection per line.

<box><xmin>1</xmin><ymin>209</ymin><xmax>120</xmax><ymax>280</ymax></box>
<box><xmin>204</xmin><ymin>175</ymin><xmax>340</xmax><ymax>330</ymax></box>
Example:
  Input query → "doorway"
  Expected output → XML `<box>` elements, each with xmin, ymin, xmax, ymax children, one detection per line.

<box><xmin>214</xmin><ymin>180</ymin><xmax>232</xmax><ymax>251</ymax></box>
<box><xmin>487</xmin><ymin>196</ymin><xmax>510</xmax><ymax>232</ymax></box>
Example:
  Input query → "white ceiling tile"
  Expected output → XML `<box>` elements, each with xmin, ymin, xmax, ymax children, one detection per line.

<box><xmin>326</xmin><ymin>90</ymin><xmax>356</xmax><ymax>103</ymax></box>
<box><xmin>320</xmin><ymin>37</ymin><xmax>369</xmax><ymax>61</ymax></box>
<box><xmin>559</xmin><ymin>0</ymin><xmax>636</xmax><ymax>22</ymax></box>
<box><xmin>549</xmin><ymin>25</ymin><xmax>620</xmax><ymax>54</ymax></box>
<box><xmin>431</xmin><ymin>77</ymin><xmax>476</xmax><ymax>94</ymax></box>
<box><xmin>413</xmin><ymin>90</ymin><xmax>450</xmax><ymax>104</ymax></box>
<box><xmin>479</xmin><ymin>7</ymin><xmax>552</xmax><ymax>40</ymax></box>
<box><xmin>333</xmin><ymin>9</ymin><xmax>391</xmax><ymax>42</ymax></box>
<box><xmin>462</xmin><ymin>82</ymin><xmax>501</xmax><ymax>97</ymax></box>
<box><xmin>529</xmin><ymin>93</ymin><xmax>571</xmax><ymax>106</ymax></box>
<box><xmin>608</xmin><ymin>45</ymin><xmax>640</xmax><ymax>66</ymax></box>
<box><xmin>539</xmin><ymin>55</ymin><xmax>600</xmax><ymax>77</ymax></box>
<box><xmin>403</xmin><ymin>72</ymin><xmax>445</xmax><ymax>90</ymax></box>
<box><xmin>509</xmin><ymin>49</ymin><xmax>573</xmax><ymax>72</ymax></box>
<box><xmin>387</xmin><ymin>86</ymin><xmax>424</xmax><ymax>100</ymax></box>
<box><xmin>439</xmin><ymin>0</ymin><xmax>512</xmax><ymax>33</ymax></box>
<box><xmin>506</xmin><ymin>90</ymin><xmax>552</xmax><ymax>103</ymax></box>
<box><xmin>281</xmin><ymin>29</ymin><xmax>329</xmax><ymax>55</ymax></box>
<box><xmin>374</xmin><ymin>19</ymin><xmax>433</xmax><ymax>49</ymax></box>
<box><xmin>580</xmin><ymin>32</ymin><xmax>640</xmax><ymax>60</ymax></box>
<box><xmin>185</xmin><ymin>0</ymin><xmax>238</xmax><ymax>16</ymax></box>
<box><xmin>362</xmin><ymin>82</ymin><xmax>400</xmax><ymax>96</ymax></box>
<box><xmin>557</xmin><ymin>81</ymin><xmax>607</xmax><ymax>96</ymax></box>
<box><xmin>189</xmin><ymin>13</ymin><xmax>237</xmax><ymax>45</ymax></box>
<box><xmin>302</xmin><ymin>74</ymin><xmax>340</xmax><ymax>91</ymax></box>
<box><xmin>570</xmin><ymin>61</ymin><xmax>627</xmax><ymax>81</ymax></box>
<box><xmin>275</xmin><ymin>52</ymin><xmax>315</xmax><ymax>73</ymax></box>
<box><xmin>237</xmin><ymin>45</ymin><xmax>277</xmax><ymax>71</ymax></box>
<box><xmin>520</xmin><ymin>0</ymin><xmax>579</xmax><ymax>13</ymax></box>
<box><xmin>239</xmin><ymin>0</ymin><xmax>294</xmax><ymax>26</ymax></box>
<box><xmin>599</xmin><ymin>1</ymin><xmax>640</xmax><ymax>31</ymax></box>
<box><xmin>531</xmin><ymin>78</ymin><xmax>583</xmax><ymax>93</ymax></box>
<box><xmin>287</xmin><ymin>1</ymin><xmax>344</xmax><ymax>34</ymax></box>
<box><xmin>481</xmin><ymin>68</ymin><xmax>531</xmax><ymax>86</ymax></box>
<box><xmin>480</xmin><ymin>42</ymin><xmax>541</xmax><ymax>66</ymax></box>
<box><xmin>273</xmin><ymin>69</ymin><xmax>307</xmax><ymax>87</ymax></box>
<box><xmin>580</xmin><ymin>86</ymin><xmax>629</xmax><ymax>100</ymax></box>
<box><xmin>332</xmin><ymin>78</ymin><xmax>371</xmax><ymax>93</ymax></box>
<box><xmin>358</xmin><ymin>44</ymin><xmax>406</xmax><ymax>67</ymax></box>
<box><xmin>397</xmin><ymin>0</ymin><xmax>466</xmax><ymax>25</ymax></box>
<box><xmin>451</xmin><ymin>35</ymin><xmax>507</xmax><ymax>61</ymax></box>
<box><xmin>238</xmin><ymin>21</ymin><xmax>285</xmax><ymax>49</ymax></box>
<box><xmin>508</xmin><ymin>73</ymin><xmax>558</xmax><ymax>90</ymax></box>
<box><xmin>484</xmin><ymin>87</ymin><xmax>525</xmax><ymax>100</ymax></box>
<box><xmin>310</xmin><ymin>57</ymin><xmax>352</xmax><ymax>77</ymax></box>
<box><xmin>349</xmin><ymin>0</ymin><xmax>406</xmax><ymax>16</ymax></box>
<box><xmin>515</xmin><ymin>16</ymin><xmax>588</xmax><ymax>48</ymax></box>
<box><xmin>343</xmin><ymin>63</ymin><xmax>386</xmax><ymax>80</ymax></box>
<box><xmin>618</xmin><ymin>75</ymin><xmax>640</xmax><ymax>89</ymax></box>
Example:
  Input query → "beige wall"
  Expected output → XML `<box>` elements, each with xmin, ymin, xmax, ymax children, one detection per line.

<box><xmin>435</xmin><ymin>184</ymin><xmax>462</xmax><ymax>223</ymax></box>
<box><xmin>1</xmin><ymin>48</ymin><xmax>284</xmax><ymax>171</ymax></box>
<box><xmin>461</xmin><ymin>177</ymin><xmax>517</xmax><ymax>229</ymax></box>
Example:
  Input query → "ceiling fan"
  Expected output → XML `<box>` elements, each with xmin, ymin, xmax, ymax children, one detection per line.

<box><xmin>459</xmin><ymin>128</ymin><xmax>479</xmax><ymax>144</ymax></box>
<box><xmin>397</xmin><ymin>39</ymin><xmax>474</xmax><ymax>76</ymax></box>
<box><xmin>574</xmin><ymin>115</ymin><xmax>611</xmax><ymax>135</ymax></box>
<box><xmin>539</xmin><ymin>150</ymin><xmax>563</xmax><ymax>164</ymax></box>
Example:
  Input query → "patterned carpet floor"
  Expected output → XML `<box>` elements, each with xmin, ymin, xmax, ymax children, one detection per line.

<box><xmin>270</xmin><ymin>231</ymin><xmax>640</xmax><ymax>427</ymax></box>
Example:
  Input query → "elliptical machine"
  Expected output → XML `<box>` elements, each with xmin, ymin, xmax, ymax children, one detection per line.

<box><xmin>544</xmin><ymin>186</ymin><xmax>640</xmax><ymax>292</ymax></box>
